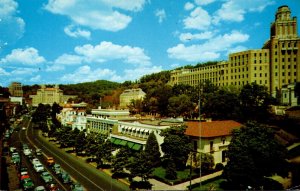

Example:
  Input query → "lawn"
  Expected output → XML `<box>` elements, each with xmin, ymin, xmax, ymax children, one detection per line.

<box><xmin>152</xmin><ymin>167</ymin><xmax>200</xmax><ymax>184</ymax></box>
<box><xmin>192</xmin><ymin>178</ymin><xmax>225</xmax><ymax>191</ymax></box>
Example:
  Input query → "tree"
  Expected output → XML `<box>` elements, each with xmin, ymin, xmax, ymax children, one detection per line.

<box><xmin>129</xmin><ymin>151</ymin><xmax>153</xmax><ymax>181</ymax></box>
<box><xmin>223</xmin><ymin>122</ymin><xmax>288</xmax><ymax>189</ymax></box>
<box><xmin>239</xmin><ymin>83</ymin><xmax>275</xmax><ymax>121</ymax></box>
<box><xmin>165</xmin><ymin>158</ymin><xmax>177</xmax><ymax>180</ymax></box>
<box><xmin>160</xmin><ymin>125</ymin><xmax>192</xmax><ymax>170</ymax></box>
<box><xmin>167</xmin><ymin>94</ymin><xmax>194</xmax><ymax>118</ymax></box>
<box><xmin>194</xmin><ymin>152</ymin><xmax>214</xmax><ymax>173</ymax></box>
<box><xmin>144</xmin><ymin>132</ymin><xmax>161</xmax><ymax>167</ymax></box>
<box><xmin>202</xmin><ymin>89</ymin><xmax>240</xmax><ymax>120</ymax></box>
<box><xmin>112</xmin><ymin>147</ymin><xmax>131</xmax><ymax>174</ymax></box>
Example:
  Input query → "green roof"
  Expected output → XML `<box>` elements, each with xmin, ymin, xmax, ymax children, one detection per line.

<box><xmin>119</xmin><ymin>140</ymin><xmax>127</xmax><ymax>146</ymax></box>
<box><xmin>127</xmin><ymin>142</ymin><xmax>134</xmax><ymax>148</ymax></box>
<box><xmin>132</xmin><ymin>144</ymin><xmax>142</xmax><ymax>151</ymax></box>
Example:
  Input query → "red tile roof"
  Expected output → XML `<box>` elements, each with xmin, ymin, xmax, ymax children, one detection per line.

<box><xmin>185</xmin><ymin>120</ymin><xmax>242</xmax><ymax>138</ymax></box>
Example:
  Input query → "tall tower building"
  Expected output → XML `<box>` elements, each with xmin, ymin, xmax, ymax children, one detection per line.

<box><xmin>9</xmin><ymin>82</ymin><xmax>23</xmax><ymax>97</ymax></box>
<box><xmin>264</xmin><ymin>5</ymin><xmax>300</xmax><ymax>96</ymax></box>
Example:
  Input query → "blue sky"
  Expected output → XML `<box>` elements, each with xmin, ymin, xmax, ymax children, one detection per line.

<box><xmin>0</xmin><ymin>0</ymin><xmax>299</xmax><ymax>86</ymax></box>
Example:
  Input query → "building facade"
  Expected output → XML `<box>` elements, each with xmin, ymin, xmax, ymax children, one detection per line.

<box><xmin>30</xmin><ymin>85</ymin><xmax>76</xmax><ymax>106</ymax></box>
<box><xmin>119</xmin><ymin>88</ymin><xmax>146</xmax><ymax>109</ymax></box>
<box><xmin>185</xmin><ymin>120</ymin><xmax>242</xmax><ymax>165</ymax></box>
<box><xmin>169</xmin><ymin>6</ymin><xmax>299</xmax><ymax>98</ymax></box>
<box><xmin>9</xmin><ymin>82</ymin><xmax>23</xmax><ymax>97</ymax></box>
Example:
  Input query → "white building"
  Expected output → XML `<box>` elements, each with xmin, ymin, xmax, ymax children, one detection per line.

<box><xmin>281</xmin><ymin>83</ymin><xmax>298</xmax><ymax>106</ymax></box>
<box><xmin>119</xmin><ymin>88</ymin><xmax>146</xmax><ymax>109</ymax></box>
<box><xmin>185</xmin><ymin>120</ymin><xmax>242</xmax><ymax>165</ymax></box>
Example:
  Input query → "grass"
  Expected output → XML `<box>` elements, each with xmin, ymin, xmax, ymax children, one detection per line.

<box><xmin>192</xmin><ymin>178</ymin><xmax>225</xmax><ymax>191</ymax></box>
<box><xmin>152</xmin><ymin>167</ymin><xmax>199</xmax><ymax>184</ymax></box>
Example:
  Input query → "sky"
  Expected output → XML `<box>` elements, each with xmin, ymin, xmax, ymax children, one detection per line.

<box><xmin>0</xmin><ymin>0</ymin><xmax>299</xmax><ymax>87</ymax></box>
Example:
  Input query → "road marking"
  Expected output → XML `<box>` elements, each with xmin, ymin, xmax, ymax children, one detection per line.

<box><xmin>35</xmin><ymin>138</ymin><xmax>105</xmax><ymax>191</ymax></box>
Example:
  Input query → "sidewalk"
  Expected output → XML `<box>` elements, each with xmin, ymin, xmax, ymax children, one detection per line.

<box><xmin>149</xmin><ymin>171</ymin><xmax>222</xmax><ymax>190</ymax></box>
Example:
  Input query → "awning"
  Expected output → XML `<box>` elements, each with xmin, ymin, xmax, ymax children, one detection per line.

<box><xmin>132</xmin><ymin>127</ymin><xmax>136</xmax><ymax>131</ymax></box>
<box><xmin>127</xmin><ymin>127</ymin><xmax>132</xmax><ymax>130</ymax></box>
<box><xmin>110</xmin><ymin>137</ymin><xmax>116</xmax><ymax>142</ymax></box>
<box><xmin>144</xmin><ymin>129</ymin><xmax>149</xmax><ymax>133</ymax></box>
<box><xmin>140</xmin><ymin>129</ymin><xmax>145</xmax><ymax>132</ymax></box>
<box><xmin>127</xmin><ymin>142</ymin><xmax>135</xmax><ymax>148</ymax></box>
<box><xmin>132</xmin><ymin>144</ymin><xmax>142</xmax><ymax>151</ymax></box>
<box><xmin>119</xmin><ymin>140</ymin><xmax>127</xmax><ymax>146</ymax></box>
<box><xmin>114</xmin><ymin>138</ymin><xmax>122</xmax><ymax>145</ymax></box>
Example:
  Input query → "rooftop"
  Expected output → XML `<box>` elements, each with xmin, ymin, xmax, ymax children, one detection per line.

<box><xmin>185</xmin><ymin>120</ymin><xmax>242</xmax><ymax>138</ymax></box>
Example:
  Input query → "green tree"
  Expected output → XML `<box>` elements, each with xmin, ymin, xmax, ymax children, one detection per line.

<box><xmin>129</xmin><ymin>151</ymin><xmax>153</xmax><ymax>181</ymax></box>
<box><xmin>194</xmin><ymin>153</ymin><xmax>214</xmax><ymax>173</ymax></box>
<box><xmin>144</xmin><ymin>132</ymin><xmax>161</xmax><ymax>167</ymax></box>
<box><xmin>202</xmin><ymin>89</ymin><xmax>240</xmax><ymax>120</ymax></box>
<box><xmin>112</xmin><ymin>147</ymin><xmax>131</xmax><ymax>174</ymax></box>
<box><xmin>239</xmin><ymin>83</ymin><xmax>275</xmax><ymax>121</ymax></box>
<box><xmin>165</xmin><ymin>158</ymin><xmax>177</xmax><ymax>180</ymax></box>
<box><xmin>167</xmin><ymin>94</ymin><xmax>194</xmax><ymax>118</ymax></box>
<box><xmin>160</xmin><ymin>125</ymin><xmax>192</xmax><ymax>170</ymax></box>
<box><xmin>223</xmin><ymin>122</ymin><xmax>288</xmax><ymax>189</ymax></box>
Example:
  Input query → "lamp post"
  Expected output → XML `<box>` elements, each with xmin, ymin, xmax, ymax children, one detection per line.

<box><xmin>189</xmin><ymin>86</ymin><xmax>203</xmax><ymax>190</ymax></box>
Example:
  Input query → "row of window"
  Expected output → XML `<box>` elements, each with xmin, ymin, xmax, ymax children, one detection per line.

<box><xmin>275</xmin><ymin>64</ymin><xmax>297</xmax><ymax>69</ymax></box>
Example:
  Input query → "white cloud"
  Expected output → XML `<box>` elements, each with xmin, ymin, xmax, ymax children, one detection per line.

<box><xmin>0</xmin><ymin>0</ymin><xmax>25</xmax><ymax>48</ymax></box>
<box><xmin>46</xmin><ymin>64</ymin><xmax>65</xmax><ymax>72</ymax></box>
<box><xmin>227</xmin><ymin>45</ymin><xmax>247</xmax><ymax>55</ymax></box>
<box><xmin>74</xmin><ymin>41</ymin><xmax>151</xmax><ymax>65</ymax></box>
<box><xmin>54</xmin><ymin>54</ymin><xmax>83</xmax><ymax>65</ymax></box>
<box><xmin>184</xmin><ymin>2</ymin><xmax>195</xmax><ymax>11</ymax></box>
<box><xmin>155</xmin><ymin>9</ymin><xmax>166</xmax><ymax>23</ymax></box>
<box><xmin>29</xmin><ymin>75</ymin><xmax>41</xmax><ymax>82</ymax></box>
<box><xmin>60</xmin><ymin>65</ymin><xmax>119</xmax><ymax>83</ymax></box>
<box><xmin>1</xmin><ymin>47</ymin><xmax>46</xmax><ymax>65</ymax></box>
<box><xmin>168</xmin><ymin>30</ymin><xmax>249</xmax><ymax>62</ymax></box>
<box><xmin>194</xmin><ymin>0</ymin><xmax>215</xmax><ymax>6</ymax></box>
<box><xmin>213</xmin><ymin>0</ymin><xmax>275</xmax><ymax>24</ymax></box>
<box><xmin>11</xmin><ymin>68</ymin><xmax>37</xmax><ymax>75</ymax></box>
<box><xmin>0</xmin><ymin>0</ymin><xmax>18</xmax><ymax>18</ymax></box>
<box><xmin>44</xmin><ymin>0</ymin><xmax>146</xmax><ymax>32</ymax></box>
<box><xmin>64</xmin><ymin>25</ymin><xmax>91</xmax><ymax>39</ymax></box>
<box><xmin>0</xmin><ymin>67</ymin><xmax>9</xmax><ymax>76</ymax></box>
<box><xmin>124</xmin><ymin>65</ymin><xmax>162</xmax><ymax>81</ymax></box>
<box><xmin>179</xmin><ymin>31</ymin><xmax>214</xmax><ymax>42</ymax></box>
<box><xmin>183</xmin><ymin>7</ymin><xmax>211</xmax><ymax>31</ymax></box>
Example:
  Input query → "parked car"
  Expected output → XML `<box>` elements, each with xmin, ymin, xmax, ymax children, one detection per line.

<box><xmin>52</xmin><ymin>163</ymin><xmax>61</xmax><ymax>175</ymax></box>
<box><xmin>71</xmin><ymin>183</ymin><xmax>84</xmax><ymax>191</ymax></box>
<box><xmin>23</xmin><ymin>148</ymin><xmax>32</xmax><ymax>156</ymax></box>
<box><xmin>33</xmin><ymin>163</ymin><xmax>44</xmax><ymax>173</ymax></box>
<box><xmin>20</xmin><ymin>174</ymin><xmax>30</xmax><ymax>181</ymax></box>
<box><xmin>21</xmin><ymin>178</ymin><xmax>34</xmax><ymax>190</ymax></box>
<box><xmin>19</xmin><ymin>167</ymin><xmax>28</xmax><ymax>177</ymax></box>
<box><xmin>60</xmin><ymin>171</ymin><xmax>71</xmax><ymax>184</ymax></box>
<box><xmin>31</xmin><ymin>158</ymin><xmax>40</xmax><ymax>165</ymax></box>
<box><xmin>41</xmin><ymin>171</ymin><xmax>53</xmax><ymax>183</ymax></box>
<box><xmin>11</xmin><ymin>153</ymin><xmax>20</xmax><ymax>164</ymax></box>
<box><xmin>9</xmin><ymin>146</ymin><xmax>17</xmax><ymax>153</ymax></box>
<box><xmin>34</xmin><ymin>186</ymin><xmax>46</xmax><ymax>191</ymax></box>
<box><xmin>36</xmin><ymin>148</ymin><xmax>42</xmax><ymax>156</ymax></box>
<box><xmin>46</xmin><ymin>157</ymin><xmax>55</xmax><ymax>166</ymax></box>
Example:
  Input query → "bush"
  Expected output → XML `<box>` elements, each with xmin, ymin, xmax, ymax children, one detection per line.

<box><xmin>129</xmin><ymin>181</ymin><xmax>152</xmax><ymax>190</ymax></box>
<box><xmin>111</xmin><ymin>172</ymin><xmax>129</xmax><ymax>179</ymax></box>
<box><xmin>215</xmin><ymin>163</ymin><xmax>224</xmax><ymax>171</ymax></box>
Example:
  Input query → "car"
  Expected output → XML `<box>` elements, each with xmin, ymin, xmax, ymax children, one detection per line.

<box><xmin>60</xmin><ymin>170</ymin><xmax>71</xmax><ymax>184</ymax></box>
<box><xmin>23</xmin><ymin>148</ymin><xmax>32</xmax><ymax>156</ymax></box>
<box><xmin>71</xmin><ymin>183</ymin><xmax>84</xmax><ymax>191</ymax></box>
<box><xmin>33</xmin><ymin>163</ymin><xmax>44</xmax><ymax>173</ymax></box>
<box><xmin>22</xmin><ymin>126</ymin><xmax>26</xmax><ymax>130</ymax></box>
<box><xmin>20</xmin><ymin>174</ymin><xmax>30</xmax><ymax>181</ymax></box>
<box><xmin>11</xmin><ymin>153</ymin><xmax>20</xmax><ymax>164</ymax></box>
<box><xmin>41</xmin><ymin>171</ymin><xmax>53</xmax><ymax>183</ymax></box>
<box><xmin>19</xmin><ymin>167</ymin><xmax>28</xmax><ymax>177</ymax></box>
<box><xmin>52</xmin><ymin>163</ymin><xmax>61</xmax><ymax>175</ymax></box>
<box><xmin>31</xmin><ymin>158</ymin><xmax>40</xmax><ymax>165</ymax></box>
<box><xmin>21</xmin><ymin>178</ymin><xmax>34</xmax><ymax>190</ymax></box>
<box><xmin>36</xmin><ymin>149</ymin><xmax>42</xmax><ymax>156</ymax></box>
<box><xmin>34</xmin><ymin>186</ymin><xmax>46</xmax><ymax>191</ymax></box>
<box><xmin>46</xmin><ymin>157</ymin><xmax>55</xmax><ymax>166</ymax></box>
<box><xmin>47</xmin><ymin>183</ymin><xmax>59</xmax><ymax>191</ymax></box>
<box><xmin>9</xmin><ymin>146</ymin><xmax>17</xmax><ymax>153</ymax></box>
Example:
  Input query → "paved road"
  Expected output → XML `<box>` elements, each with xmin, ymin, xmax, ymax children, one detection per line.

<box><xmin>27</xmin><ymin>118</ymin><xmax>129</xmax><ymax>191</ymax></box>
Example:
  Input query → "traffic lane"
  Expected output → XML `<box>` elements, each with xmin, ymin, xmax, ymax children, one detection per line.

<box><xmin>34</xmin><ymin>135</ymin><xmax>129</xmax><ymax>191</ymax></box>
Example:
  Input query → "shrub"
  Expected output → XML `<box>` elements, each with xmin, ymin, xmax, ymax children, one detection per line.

<box><xmin>215</xmin><ymin>163</ymin><xmax>224</xmax><ymax>171</ymax></box>
<box><xmin>129</xmin><ymin>181</ymin><xmax>152</xmax><ymax>190</ymax></box>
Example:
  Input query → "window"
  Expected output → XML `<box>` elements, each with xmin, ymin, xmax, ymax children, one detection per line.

<box><xmin>282</xmin><ymin>65</ymin><xmax>285</xmax><ymax>69</ymax></box>
<box><xmin>282</xmin><ymin>58</ymin><xmax>285</xmax><ymax>62</ymax></box>
<box><xmin>210</xmin><ymin>141</ymin><xmax>214</xmax><ymax>152</ymax></box>
<box><xmin>275</xmin><ymin>58</ymin><xmax>277</xmax><ymax>62</ymax></box>
<box><xmin>275</xmin><ymin>51</ymin><xmax>277</xmax><ymax>55</ymax></box>
<box><xmin>282</xmin><ymin>72</ymin><xmax>285</xmax><ymax>76</ymax></box>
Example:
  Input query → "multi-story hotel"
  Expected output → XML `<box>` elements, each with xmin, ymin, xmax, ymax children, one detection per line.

<box><xmin>9</xmin><ymin>82</ymin><xmax>23</xmax><ymax>97</ymax></box>
<box><xmin>119</xmin><ymin>88</ymin><xmax>146</xmax><ymax>109</ymax></box>
<box><xmin>169</xmin><ymin>5</ymin><xmax>299</xmax><ymax>99</ymax></box>
<box><xmin>30</xmin><ymin>85</ymin><xmax>77</xmax><ymax>106</ymax></box>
